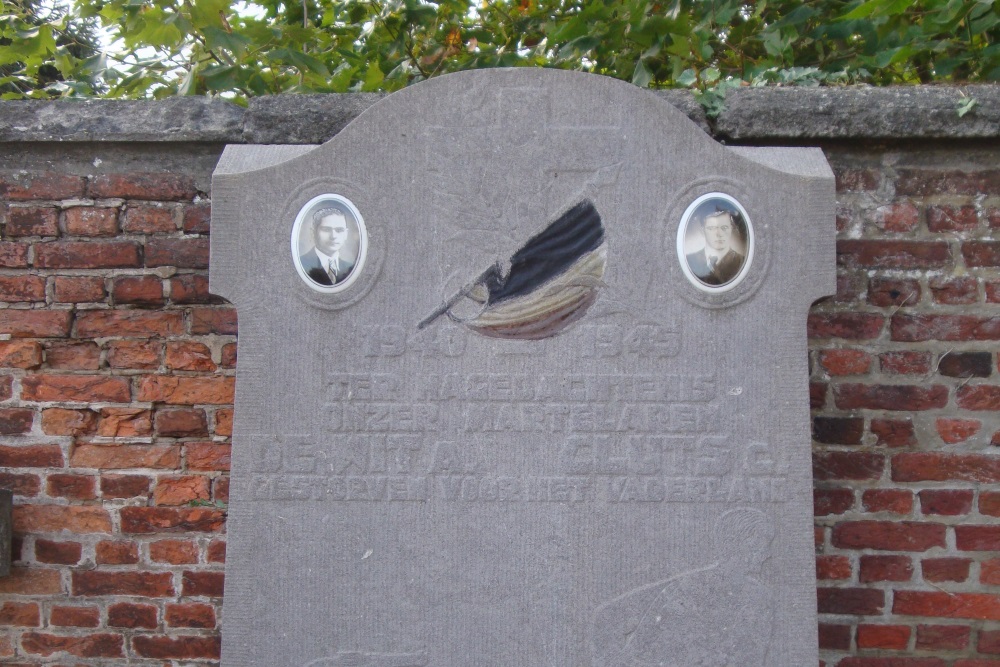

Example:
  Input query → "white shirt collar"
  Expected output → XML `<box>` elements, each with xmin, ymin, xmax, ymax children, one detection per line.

<box><xmin>314</xmin><ymin>248</ymin><xmax>341</xmax><ymax>268</ymax></box>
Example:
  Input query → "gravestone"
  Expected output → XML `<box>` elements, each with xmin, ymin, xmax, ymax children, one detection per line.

<box><xmin>211</xmin><ymin>69</ymin><xmax>834</xmax><ymax>667</ymax></box>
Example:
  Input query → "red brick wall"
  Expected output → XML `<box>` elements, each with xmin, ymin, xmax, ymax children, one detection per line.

<box><xmin>1</xmin><ymin>141</ymin><xmax>999</xmax><ymax>665</ymax></box>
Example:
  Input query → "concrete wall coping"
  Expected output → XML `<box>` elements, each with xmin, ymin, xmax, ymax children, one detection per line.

<box><xmin>1</xmin><ymin>83</ymin><xmax>997</xmax><ymax>144</ymax></box>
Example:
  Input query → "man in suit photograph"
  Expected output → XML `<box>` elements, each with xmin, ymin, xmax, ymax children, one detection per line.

<box><xmin>685</xmin><ymin>209</ymin><xmax>746</xmax><ymax>286</ymax></box>
<box><xmin>300</xmin><ymin>206</ymin><xmax>357</xmax><ymax>286</ymax></box>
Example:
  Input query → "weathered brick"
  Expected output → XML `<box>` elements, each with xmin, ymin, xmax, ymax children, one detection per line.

<box><xmin>34</xmin><ymin>241</ymin><xmax>141</xmax><ymax>268</ymax></box>
<box><xmin>45</xmin><ymin>341</ymin><xmax>101</xmax><ymax>370</ymax></box>
<box><xmin>819</xmin><ymin>623</ymin><xmax>851</xmax><ymax>651</ymax></box>
<box><xmin>136</xmin><ymin>375</ymin><xmax>235</xmax><ymax>404</ymax></box>
<box><xmin>895</xmin><ymin>168</ymin><xmax>1000</xmax><ymax>196</ymax></box>
<box><xmin>0</xmin><ymin>310</ymin><xmax>72</xmax><ymax>338</ymax></box>
<box><xmin>132</xmin><ymin>634</ymin><xmax>221</xmax><ymax>660</ymax></box>
<box><xmin>149</xmin><ymin>538</ymin><xmax>199</xmax><ymax>564</ymax></box>
<box><xmin>186</xmin><ymin>442</ymin><xmax>231</xmax><ymax>471</ymax></box>
<box><xmin>5</xmin><ymin>206</ymin><xmax>58</xmax><ymax>236</ymax></box>
<box><xmin>817</xmin><ymin>555</ymin><xmax>852</xmax><ymax>580</ymax></box>
<box><xmin>927</xmin><ymin>204</ymin><xmax>979</xmax><ymax>232</ymax></box>
<box><xmin>164</xmin><ymin>341</ymin><xmax>216</xmax><ymax>371</ymax></box>
<box><xmin>169</xmin><ymin>273</ymin><xmax>221</xmax><ymax>304</ymax></box>
<box><xmin>154</xmin><ymin>475</ymin><xmax>211</xmax><ymax>506</ymax></box>
<box><xmin>918</xmin><ymin>489</ymin><xmax>973</xmax><ymax>516</ymax></box>
<box><xmin>979</xmin><ymin>629</ymin><xmax>1000</xmax><ymax>654</ymax></box>
<box><xmin>213</xmin><ymin>476</ymin><xmax>229</xmax><ymax>503</ymax></box>
<box><xmin>95</xmin><ymin>540</ymin><xmax>139</xmax><ymax>565</ymax></box>
<box><xmin>76</xmin><ymin>309</ymin><xmax>183</xmax><ymax>337</ymax></box>
<box><xmin>0</xmin><ymin>567</ymin><xmax>61</xmax><ymax>595</ymax></box>
<box><xmin>0</xmin><ymin>472</ymin><xmax>40</xmax><ymax>496</ymax></box>
<box><xmin>40</xmin><ymin>408</ymin><xmax>97</xmax><ymax>436</ymax></box>
<box><xmin>0</xmin><ymin>241</ymin><xmax>29</xmax><ymax>267</ymax></box>
<box><xmin>893</xmin><ymin>452</ymin><xmax>1000</xmax><ymax>483</ymax></box>
<box><xmin>100</xmin><ymin>474</ymin><xmax>150</xmax><ymax>499</ymax></box>
<box><xmin>808</xmin><ymin>313</ymin><xmax>884</xmax><ymax>340</ymax></box>
<box><xmin>862</xmin><ymin>489</ymin><xmax>913</xmax><ymax>514</ymax></box>
<box><xmin>120</xmin><ymin>506</ymin><xmax>225</xmax><ymax>533</ymax></box>
<box><xmin>868</xmin><ymin>277</ymin><xmax>921</xmax><ymax>308</ymax></box>
<box><xmin>111</xmin><ymin>275</ymin><xmax>164</xmax><ymax>305</ymax></box>
<box><xmin>0</xmin><ymin>172</ymin><xmax>85</xmax><ymax>200</ymax></box>
<box><xmin>833</xmin><ymin>521</ymin><xmax>945</xmax><ymax>551</ymax></box>
<box><xmin>63</xmin><ymin>206</ymin><xmax>118</xmax><ymax>236</ymax></box>
<box><xmin>165</xmin><ymin>602</ymin><xmax>216</xmax><ymax>628</ymax></box>
<box><xmin>183</xmin><ymin>202</ymin><xmax>211</xmax><ymax>233</ymax></box>
<box><xmin>0</xmin><ymin>340</ymin><xmax>43</xmax><ymax>368</ymax></box>
<box><xmin>0</xmin><ymin>375</ymin><xmax>12</xmax><ymax>400</ymax></box>
<box><xmin>818</xmin><ymin>349</ymin><xmax>871</xmax><ymax>376</ymax></box>
<box><xmin>929</xmin><ymin>276</ymin><xmax>978</xmax><ymax>304</ymax></box>
<box><xmin>915</xmin><ymin>624</ymin><xmax>970</xmax><ymax>650</ymax></box>
<box><xmin>814</xmin><ymin>451</ymin><xmax>884</xmax><ymax>481</ymax></box>
<box><xmin>21</xmin><ymin>631</ymin><xmax>124</xmax><ymax>658</ymax></box>
<box><xmin>13</xmin><ymin>505</ymin><xmax>111</xmax><ymax>534</ymax></box>
<box><xmin>875</xmin><ymin>201</ymin><xmax>920</xmax><ymax>232</ymax></box>
<box><xmin>838</xmin><ymin>239</ymin><xmax>951</xmax><ymax>269</ymax></box>
<box><xmin>983</xmin><ymin>559</ymin><xmax>1000</xmax><ymax>585</ymax></box>
<box><xmin>34</xmin><ymin>539</ymin><xmax>82</xmax><ymax>565</ymax></box>
<box><xmin>893</xmin><ymin>591</ymin><xmax>1000</xmax><ymax>620</ymax></box>
<box><xmin>0</xmin><ymin>444</ymin><xmax>63</xmax><ymax>468</ymax></box>
<box><xmin>957</xmin><ymin>385</ymin><xmax>1000</xmax><ymax>410</ymax></box>
<box><xmin>88</xmin><ymin>173</ymin><xmax>197</xmax><ymax>200</ymax></box>
<box><xmin>893</xmin><ymin>314</ymin><xmax>1000</xmax><ymax>341</ymax></box>
<box><xmin>815</xmin><ymin>488</ymin><xmax>854</xmax><ymax>516</ymax></box>
<box><xmin>45</xmin><ymin>473</ymin><xmax>97</xmax><ymax>500</ymax></box>
<box><xmin>871</xmin><ymin>418</ymin><xmax>917</xmax><ymax>448</ymax></box>
<box><xmin>97</xmin><ymin>407</ymin><xmax>153</xmax><ymax>437</ymax></box>
<box><xmin>72</xmin><ymin>570</ymin><xmax>174</xmax><ymax>597</ymax></box>
<box><xmin>182</xmin><ymin>570</ymin><xmax>224</xmax><ymax>597</ymax></box>
<box><xmin>0</xmin><ymin>408</ymin><xmax>33</xmax><ymax>435</ymax></box>
<box><xmin>817</xmin><ymin>587</ymin><xmax>884</xmax><ymax>615</ymax></box>
<box><xmin>0</xmin><ymin>600</ymin><xmax>40</xmax><ymax>626</ymax></box>
<box><xmin>207</xmin><ymin>539</ymin><xmax>226</xmax><ymax>563</ymax></box>
<box><xmin>22</xmin><ymin>374</ymin><xmax>130</xmax><ymax>402</ymax></box>
<box><xmin>49</xmin><ymin>605</ymin><xmax>100</xmax><ymax>628</ymax></box>
<box><xmin>982</xmin><ymin>492</ymin><xmax>1000</xmax><ymax>517</ymax></box>
<box><xmin>0</xmin><ymin>275</ymin><xmax>45</xmax><ymax>301</ymax></box>
<box><xmin>71</xmin><ymin>444</ymin><xmax>180</xmax><ymax>470</ymax></box>
<box><xmin>52</xmin><ymin>275</ymin><xmax>106</xmax><ymax>303</ymax></box>
<box><xmin>834</xmin><ymin>384</ymin><xmax>948</xmax><ymax>411</ymax></box>
<box><xmin>122</xmin><ymin>204</ymin><xmax>177</xmax><ymax>233</ymax></box>
<box><xmin>108</xmin><ymin>601</ymin><xmax>157</xmax><ymax>629</ymax></box>
<box><xmin>963</xmin><ymin>241</ymin><xmax>1000</xmax><ymax>267</ymax></box>
<box><xmin>106</xmin><ymin>339</ymin><xmax>161</xmax><ymax>370</ymax></box>
<box><xmin>190</xmin><ymin>306</ymin><xmax>238</xmax><ymax>334</ymax></box>
<box><xmin>880</xmin><ymin>351</ymin><xmax>931</xmax><ymax>375</ymax></box>
<box><xmin>936</xmin><ymin>418</ymin><xmax>981</xmax><ymax>444</ymax></box>
<box><xmin>922</xmin><ymin>557</ymin><xmax>971</xmax><ymax>583</ymax></box>
<box><xmin>859</xmin><ymin>555</ymin><xmax>913</xmax><ymax>582</ymax></box>
<box><xmin>214</xmin><ymin>408</ymin><xmax>233</xmax><ymax>436</ymax></box>
<box><xmin>856</xmin><ymin>624</ymin><xmax>911</xmax><ymax>650</ymax></box>
<box><xmin>955</xmin><ymin>525</ymin><xmax>1000</xmax><ymax>551</ymax></box>
<box><xmin>836</xmin><ymin>271</ymin><xmax>866</xmax><ymax>302</ymax></box>
<box><xmin>154</xmin><ymin>408</ymin><xmax>208</xmax><ymax>437</ymax></box>
<box><xmin>939</xmin><ymin>351</ymin><xmax>992</xmax><ymax>378</ymax></box>
<box><xmin>220</xmin><ymin>342</ymin><xmax>237</xmax><ymax>368</ymax></box>
<box><xmin>146</xmin><ymin>237</ymin><xmax>210</xmax><ymax>268</ymax></box>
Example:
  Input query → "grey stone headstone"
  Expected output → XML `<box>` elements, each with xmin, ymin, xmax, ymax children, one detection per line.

<box><xmin>211</xmin><ymin>69</ymin><xmax>834</xmax><ymax>667</ymax></box>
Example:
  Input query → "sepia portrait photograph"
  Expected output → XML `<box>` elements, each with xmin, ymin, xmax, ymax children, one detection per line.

<box><xmin>291</xmin><ymin>194</ymin><xmax>368</xmax><ymax>292</ymax></box>
<box><xmin>677</xmin><ymin>193</ymin><xmax>753</xmax><ymax>291</ymax></box>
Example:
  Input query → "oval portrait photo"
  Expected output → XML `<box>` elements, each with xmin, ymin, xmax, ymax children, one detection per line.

<box><xmin>677</xmin><ymin>193</ymin><xmax>753</xmax><ymax>292</ymax></box>
<box><xmin>291</xmin><ymin>194</ymin><xmax>368</xmax><ymax>293</ymax></box>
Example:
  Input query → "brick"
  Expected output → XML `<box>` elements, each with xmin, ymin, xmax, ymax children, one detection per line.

<box><xmin>111</xmin><ymin>275</ymin><xmax>164</xmax><ymax>305</ymax></box>
<box><xmin>154</xmin><ymin>475</ymin><xmax>211</xmax><ymax>506</ymax></box>
<box><xmin>100</xmin><ymin>474</ymin><xmax>150</xmax><ymax>498</ymax></box>
<box><xmin>919</xmin><ymin>489</ymin><xmax>973</xmax><ymax>515</ymax></box>
<box><xmin>936</xmin><ymin>418</ymin><xmax>981</xmax><ymax>444</ymax></box>
<box><xmin>34</xmin><ymin>539</ymin><xmax>82</xmax><ymax>565</ymax></box>
<box><xmin>108</xmin><ymin>601</ymin><xmax>157</xmax><ymax>629</ymax></box>
<box><xmin>46</xmin><ymin>474</ymin><xmax>97</xmax><ymax>500</ymax></box>
<box><xmin>915</xmin><ymin>624</ymin><xmax>970</xmax><ymax>650</ymax></box>
<box><xmin>0</xmin><ymin>375</ymin><xmax>11</xmax><ymax>400</ymax></box>
<box><xmin>980</xmin><ymin>630</ymin><xmax>1000</xmax><ymax>654</ymax></box>
<box><xmin>819</xmin><ymin>623</ymin><xmax>851</xmax><ymax>650</ymax></box>
<box><xmin>0</xmin><ymin>241</ymin><xmax>29</xmax><ymax>267</ymax></box>
<box><xmin>834</xmin><ymin>384</ymin><xmax>947</xmax><ymax>411</ymax></box>
<box><xmin>836</xmin><ymin>167</ymin><xmax>881</xmax><ymax>192</ymax></box>
<box><xmin>120</xmin><ymin>506</ymin><xmax>225</xmax><ymax>533</ymax></box>
<box><xmin>214</xmin><ymin>408</ymin><xmax>233</xmax><ymax>436</ymax></box>
<box><xmin>95</xmin><ymin>540</ymin><xmax>139</xmax><ymax>565</ymax></box>
<box><xmin>0</xmin><ymin>567</ymin><xmax>61</xmax><ymax>594</ymax></box>
<box><xmin>88</xmin><ymin>173</ymin><xmax>197</xmax><ymax>200</ymax></box>
<box><xmin>71</xmin><ymin>444</ymin><xmax>180</xmax><ymax>470</ymax></box>
<box><xmin>97</xmin><ymin>407</ymin><xmax>152</xmax><ymax>437</ymax></box>
<box><xmin>832</xmin><ymin>521</ymin><xmax>945</xmax><ymax>551</ymax></box>
<box><xmin>894</xmin><ymin>314</ymin><xmax>1000</xmax><ymax>341</ymax></box>
<box><xmin>34</xmin><ymin>241</ymin><xmax>141</xmax><ymax>268</ymax></box>
<box><xmin>155</xmin><ymin>408</ymin><xmax>208</xmax><ymax>437</ymax></box>
<box><xmin>163</xmin><ymin>341</ymin><xmax>215</xmax><ymax>372</ymax></box>
<box><xmin>0</xmin><ymin>275</ymin><xmax>45</xmax><ymax>301</ymax></box>
<box><xmin>183</xmin><ymin>202</ymin><xmax>211</xmax><ymax>233</ymax></box>
<box><xmin>132</xmin><ymin>634</ymin><xmax>221</xmax><ymax>660</ymax></box>
<box><xmin>895</xmin><ymin>168</ymin><xmax>1000</xmax><ymax>196</ymax></box>
<box><xmin>0</xmin><ymin>408</ymin><xmax>33</xmax><ymax>434</ymax></box>
<box><xmin>182</xmin><ymin>570</ymin><xmax>224</xmax><ymax>597</ymax></box>
<box><xmin>22</xmin><ymin>374</ymin><xmax>129</xmax><ymax>403</ymax></box>
<box><xmin>149</xmin><ymin>538</ymin><xmax>199</xmax><ymax>564</ymax></box>
<box><xmin>856</xmin><ymin>624</ymin><xmax>910</xmax><ymax>650</ymax></box>
<box><xmin>939</xmin><ymin>351</ymin><xmax>992</xmax><ymax>378</ymax></box>
<box><xmin>927</xmin><ymin>204</ymin><xmax>979</xmax><ymax>232</ymax></box>
<box><xmin>815</xmin><ymin>487</ymin><xmax>853</xmax><ymax>518</ymax></box>
<box><xmin>190</xmin><ymin>306</ymin><xmax>238</xmax><ymax>334</ymax></box>
<box><xmin>929</xmin><ymin>276</ymin><xmax>978</xmax><ymax>304</ymax></box>
<box><xmin>956</xmin><ymin>525</ymin><xmax>1000</xmax><ymax>551</ymax></box>
<box><xmin>45</xmin><ymin>341</ymin><xmax>101</xmax><ymax>370</ymax></box>
<box><xmin>169</xmin><ymin>273</ymin><xmax>221</xmax><ymax>304</ymax></box>
<box><xmin>0</xmin><ymin>172</ymin><xmax>84</xmax><ymax>200</ymax></box>
<box><xmin>0</xmin><ymin>601</ymin><xmax>40</xmax><ymax>626</ymax></box>
<box><xmin>13</xmin><ymin>505</ymin><xmax>111</xmax><ymax>534</ymax></box>
<box><xmin>63</xmin><ymin>206</ymin><xmax>118</xmax><ymax>236</ymax></box>
<box><xmin>957</xmin><ymin>385</ymin><xmax>1000</xmax><ymax>410</ymax></box>
<box><xmin>819</xmin><ymin>349</ymin><xmax>871</xmax><ymax>376</ymax></box>
<box><xmin>836</xmin><ymin>271</ymin><xmax>866</xmax><ymax>302</ymax></box>
<box><xmin>0</xmin><ymin>444</ymin><xmax>63</xmax><ymax>468</ymax></box>
<box><xmin>136</xmin><ymin>375</ymin><xmax>235</xmax><ymax>404</ymax></box>
<box><xmin>871</xmin><ymin>419</ymin><xmax>917</xmax><ymax>448</ymax></box>
<box><xmin>165</xmin><ymin>602</ymin><xmax>215</xmax><ymax>628</ymax></box>
<box><xmin>894</xmin><ymin>453</ymin><xmax>1000</xmax><ymax>483</ymax></box>
<box><xmin>880</xmin><ymin>351</ymin><xmax>931</xmax><ymax>375</ymax></box>
<box><xmin>0</xmin><ymin>310</ymin><xmax>72</xmax><ymax>338</ymax></box>
<box><xmin>859</xmin><ymin>555</ymin><xmax>913</xmax><ymax>582</ymax></box>
<box><xmin>122</xmin><ymin>204</ymin><xmax>177</xmax><ymax>232</ymax></box>
<box><xmin>72</xmin><ymin>570</ymin><xmax>174</xmax><ymax>597</ymax></box>
<box><xmin>50</xmin><ymin>605</ymin><xmax>100</xmax><ymax>628</ymax></box>
<box><xmin>863</xmin><ymin>489</ymin><xmax>913</xmax><ymax>514</ymax></box>
<box><xmin>21</xmin><ymin>631</ymin><xmax>124</xmax><ymax>658</ymax></box>
<box><xmin>868</xmin><ymin>277</ymin><xmax>921</xmax><ymax>308</ymax></box>
<box><xmin>838</xmin><ymin>239</ymin><xmax>951</xmax><ymax>269</ymax></box>
<box><xmin>5</xmin><ymin>206</ymin><xmax>58</xmax><ymax>236</ymax></box>
<box><xmin>52</xmin><ymin>275</ymin><xmax>105</xmax><ymax>303</ymax></box>
<box><xmin>990</xmin><ymin>282</ymin><xmax>1000</xmax><ymax>303</ymax></box>
<box><xmin>220</xmin><ymin>342</ymin><xmax>237</xmax><ymax>368</ymax></box>
<box><xmin>964</xmin><ymin>241</ymin><xmax>1000</xmax><ymax>267</ymax></box>
<box><xmin>816</xmin><ymin>587</ymin><xmax>884</xmax><ymax>615</ymax></box>
<box><xmin>106</xmin><ymin>339</ymin><xmax>161</xmax><ymax>370</ymax></box>
<box><xmin>817</xmin><ymin>555</ymin><xmax>852</xmax><ymax>580</ymax></box>
<box><xmin>186</xmin><ymin>442</ymin><xmax>231</xmax><ymax>471</ymax></box>
<box><xmin>213</xmin><ymin>476</ymin><xmax>229</xmax><ymax>503</ymax></box>
<box><xmin>922</xmin><ymin>558</ymin><xmax>971</xmax><ymax>583</ymax></box>
<box><xmin>207</xmin><ymin>539</ymin><xmax>226</xmax><ymax>563</ymax></box>
<box><xmin>146</xmin><ymin>237</ymin><xmax>210</xmax><ymax>268</ymax></box>
<box><xmin>40</xmin><ymin>408</ymin><xmax>97</xmax><ymax>436</ymax></box>
<box><xmin>0</xmin><ymin>472</ymin><xmax>40</xmax><ymax>496</ymax></box>
<box><xmin>0</xmin><ymin>340</ymin><xmax>43</xmax><ymax>368</ymax></box>
<box><xmin>808</xmin><ymin>312</ymin><xmax>884</xmax><ymax>339</ymax></box>
<box><xmin>875</xmin><ymin>201</ymin><xmax>920</xmax><ymax>232</ymax></box>
<box><xmin>76</xmin><ymin>309</ymin><xmax>183</xmax><ymax>337</ymax></box>
<box><xmin>814</xmin><ymin>451</ymin><xmax>884</xmax><ymax>481</ymax></box>
<box><xmin>982</xmin><ymin>492</ymin><xmax>1000</xmax><ymax>517</ymax></box>
<box><xmin>893</xmin><ymin>591</ymin><xmax>1000</xmax><ymax>620</ymax></box>
<box><xmin>983</xmin><ymin>559</ymin><xmax>1000</xmax><ymax>585</ymax></box>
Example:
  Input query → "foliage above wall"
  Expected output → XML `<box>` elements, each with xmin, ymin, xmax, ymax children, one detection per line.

<box><xmin>2</xmin><ymin>0</ymin><xmax>998</xmax><ymax>105</ymax></box>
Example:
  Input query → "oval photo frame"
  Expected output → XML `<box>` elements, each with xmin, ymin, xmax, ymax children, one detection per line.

<box><xmin>291</xmin><ymin>194</ymin><xmax>368</xmax><ymax>293</ymax></box>
<box><xmin>676</xmin><ymin>192</ymin><xmax>754</xmax><ymax>293</ymax></box>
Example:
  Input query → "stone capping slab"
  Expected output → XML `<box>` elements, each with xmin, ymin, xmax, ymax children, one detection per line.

<box><xmin>0</xmin><ymin>84</ymin><xmax>997</xmax><ymax>143</ymax></box>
